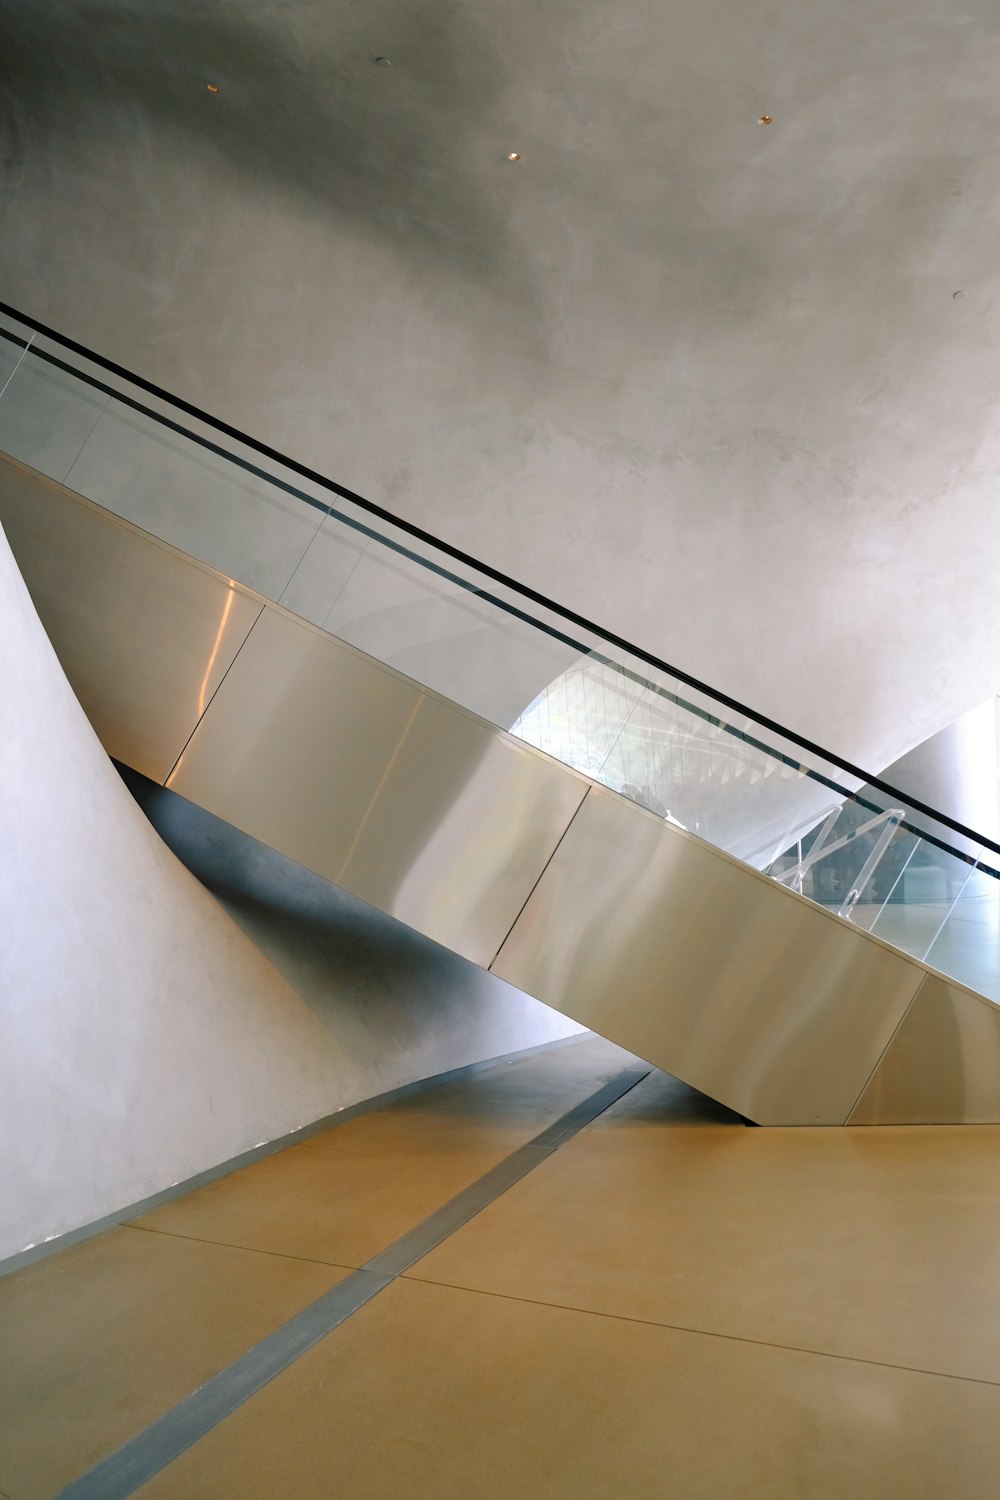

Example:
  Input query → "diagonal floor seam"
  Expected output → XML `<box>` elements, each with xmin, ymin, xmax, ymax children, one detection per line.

<box><xmin>122</xmin><ymin>1222</ymin><xmax>361</xmax><ymax>1274</ymax></box>
<box><xmin>397</xmin><ymin>1271</ymin><xmax>1000</xmax><ymax>1393</ymax></box>
<box><xmin>53</xmin><ymin>1064</ymin><xmax>650</xmax><ymax>1500</ymax></box>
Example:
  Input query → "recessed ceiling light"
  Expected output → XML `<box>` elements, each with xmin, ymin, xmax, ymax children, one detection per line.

<box><xmin>206</xmin><ymin>83</ymin><xmax>219</xmax><ymax>93</ymax></box>
<box><xmin>953</xmin><ymin>290</ymin><xmax>966</xmax><ymax>300</ymax></box>
<box><xmin>507</xmin><ymin>151</ymin><xmax>521</xmax><ymax>161</ymax></box>
<box><xmin>375</xmin><ymin>56</ymin><xmax>392</xmax><ymax>67</ymax></box>
<box><xmin>758</xmin><ymin>114</ymin><xmax>772</xmax><ymax>125</ymax></box>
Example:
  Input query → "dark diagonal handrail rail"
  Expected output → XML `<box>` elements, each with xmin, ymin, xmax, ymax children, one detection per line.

<box><xmin>1</xmin><ymin>296</ymin><xmax>998</xmax><ymax>869</ymax></box>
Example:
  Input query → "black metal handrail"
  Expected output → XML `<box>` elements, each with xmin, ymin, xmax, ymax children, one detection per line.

<box><xmin>2</xmin><ymin>296</ymin><xmax>999</xmax><ymax>873</ymax></box>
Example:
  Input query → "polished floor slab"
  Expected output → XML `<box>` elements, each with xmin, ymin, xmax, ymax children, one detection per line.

<box><xmin>413</xmin><ymin>1071</ymin><xmax>1000</xmax><ymax>1384</ymax></box>
<box><xmin>133</xmin><ymin>1275</ymin><xmax>1000</xmax><ymax>1500</ymax></box>
<box><xmin>0</xmin><ymin>1037</ymin><xmax>629</xmax><ymax>1500</ymax></box>
<box><xmin>130</xmin><ymin>1037</ymin><xmax>634</xmax><ymax>1268</ymax></box>
<box><xmin>0</xmin><ymin>1226</ymin><xmax>348</xmax><ymax>1500</ymax></box>
<box><xmin>7</xmin><ymin>1043</ymin><xmax>1000</xmax><ymax>1500</ymax></box>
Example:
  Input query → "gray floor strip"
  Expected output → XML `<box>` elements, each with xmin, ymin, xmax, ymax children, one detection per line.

<box><xmin>366</xmin><ymin>1068</ymin><xmax>650</xmax><ymax>1278</ymax></box>
<box><xmin>57</xmin><ymin>1063</ymin><xmax>650</xmax><ymax>1500</ymax></box>
<box><xmin>0</xmin><ymin>1033</ymin><xmax>592</xmax><ymax>1281</ymax></box>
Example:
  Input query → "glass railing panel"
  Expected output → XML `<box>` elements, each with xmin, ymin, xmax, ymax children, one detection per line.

<box><xmin>282</xmin><ymin>503</ymin><xmax>584</xmax><ymax>727</ymax></box>
<box><xmin>635</xmin><ymin>666</ymin><xmax>866</xmax><ymax>793</ymax></box>
<box><xmin>744</xmin><ymin>793</ymin><xmax>845</xmax><ymax>879</ymax></box>
<box><xmin>0</xmin><ymin>332</ymin><xmax>23</xmax><ymax>395</ymax></box>
<box><xmin>0</xmin><ymin>315</ymin><xmax>334</xmax><ymax>600</ymax></box>
<box><xmin>283</xmin><ymin>504</ymin><xmax>673</xmax><ymax>757</ymax></box>
<box><xmin>4</xmin><ymin>300</ymin><xmax>1000</xmax><ymax>1007</ymax></box>
<box><xmin>763</xmin><ymin>800</ymin><xmax>854</xmax><ymax>901</ymax></box>
<box><xmin>512</xmin><ymin>651</ymin><xmax>637</xmax><ymax>784</ymax></box>
<box><xmin>576</xmin><ymin>655</ymin><xmax>870</xmax><ymax>863</ymax></box>
<box><xmin>0</xmin><ymin>326</ymin><xmax>109</xmax><ymax>483</ymax></box>
<box><xmin>62</xmin><ymin>398</ymin><xmax>330</xmax><ymax>599</ymax></box>
<box><xmin>277</xmin><ymin>502</ymin><xmax>371</xmax><ymax>626</ymax></box>
<box><xmin>597</xmin><ymin>670</ymin><xmax>742</xmax><ymax>835</ymax></box>
<box><xmin>774</xmin><ymin>796</ymin><xmax>907</xmax><ymax>911</ymax></box>
<box><xmin>921</xmin><ymin>866</ymin><xmax>1000</xmax><ymax>1003</ymax></box>
<box><xmin>841</xmin><ymin>823</ymin><xmax>924</xmax><ymax>935</ymax></box>
<box><xmin>868</xmin><ymin>842</ymin><xmax>983</xmax><ymax>965</ymax></box>
<box><xmin>583</xmin><ymin>665</ymin><xmax>839</xmax><ymax>858</ymax></box>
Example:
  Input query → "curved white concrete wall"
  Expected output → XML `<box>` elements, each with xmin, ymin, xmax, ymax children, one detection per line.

<box><xmin>880</xmin><ymin>699</ymin><xmax>1000</xmax><ymax>844</ymax></box>
<box><xmin>3</xmin><ymin>0</ymin><xmax>1000</xmax><ymax>784</ymax></box>
<box><xmin>0</xmin><ymin>522</ymin><xmax>577</xmax><ymax>1262</ymax></box>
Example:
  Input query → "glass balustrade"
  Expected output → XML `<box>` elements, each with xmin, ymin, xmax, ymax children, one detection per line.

<box><xmin>2</xmin><ymin>302</ymin><xmax>998</xmax><ymax>1001</ymax></box>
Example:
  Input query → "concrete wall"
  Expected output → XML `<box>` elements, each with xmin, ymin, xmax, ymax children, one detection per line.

<box><xmin>3</xmin><ymin>0</ymin><xmax>1000</xmax><ymax>785</ymax></box>
<box><xmin>881</xmin><ymin>699</ymin><xmax>999</xmax><ymax>842</ymax></box>
<box><xmin>119</xmin><ymin>764</ymin><xmax>584</xmax><ymax>1108</ymax></box>
<box><xmin>860</xmin><ymin>698</ymin><xmax>1000</xmax><ymax>862</ymax></box>
<box><xmin>0</xmin><ymin>521</ymin><xmax>578</xmax><ymax>1262</ymax></box>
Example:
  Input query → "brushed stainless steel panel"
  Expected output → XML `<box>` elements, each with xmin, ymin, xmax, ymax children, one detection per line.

<box><xmin>0</xmin><ymin>455</ymin><xmax>262</xmax><ymax>781</ymax></box>
<box><xmin>7</xmin><ymin>452</ymin><xmax>978</xmax><ymax>1126</ymax></box>
<box><xmin>848</xmin><ymin>973</ymin><xmax>1000</xmax><ymax>1124</ymax></box>
<box><xmin>169</xmin><ymin>606</ymin><xmax>588</xmax><ymax>966</ymax></box>
<box><xmin>491</xmin><ymin>785</ymin><xmax>926</xmax><ymax>1124</ymax></box>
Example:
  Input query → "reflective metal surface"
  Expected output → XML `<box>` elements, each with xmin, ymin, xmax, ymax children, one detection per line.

<box><xmin>9</xmin><ymin>454</ymin><xmax>1000</xmax><ymax>1124</ymax></box>
<box><xmin>491</xmin><ymin>785</ymin><xmax>926</xmax><ymax>1125</ymax></box>
<box><xmin>168</xmin><ymin>605</ymin><xmax>589</xmax><ymax>966</ymax></box>
<box><xmin>0</xmin><ymin>457</ymin><xmax>262</xmax><ymax>782</ymax></box>
<box><xmin>848</xmin><ymin>972</ymin><xmax>1000</xmax><ymax>1124</ymax></box>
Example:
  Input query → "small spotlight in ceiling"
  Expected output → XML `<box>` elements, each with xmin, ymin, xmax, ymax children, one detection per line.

<box><xmin>375</xmin><ymin>56</ymin><xmax>392</xmax><ymax>66</ymax></box>
<box><xmin>206</xmin><ymin>83</ymin><xmax>219</xmax><ymax>93</ymax></box>
<box><xmin>507</xmin><ymin>151</ymin><xmax>521</xmax><ymax>161</ymax></box>
<box><xmin>758</xmin><ymin>114</ymin><xmax>772</xmax><ymax>125</ymax></box>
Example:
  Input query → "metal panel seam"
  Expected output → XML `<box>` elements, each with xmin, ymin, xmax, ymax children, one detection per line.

<box><xmin>842</xmin><ymin>971</ymin><xmax>930</xmax><ymax>1124</ymax></box>
<box><xmin>161</xmin><ymin>601</ymin><xmax>265</xmax><ymax>787</ymax></box>
<box><xmin>60</xmin><ymin>391</ymin><xmax>114</xmax><ymax>486</ymax></box>
<box><xmin>487</xmin><ymin>785</ymin><xmax>592</xmax><ymax>972</ymax></box>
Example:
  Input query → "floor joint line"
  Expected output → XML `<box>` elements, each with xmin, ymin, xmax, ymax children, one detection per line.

<box><xmin>54</xmin><ymin>1063</ymin><xmax>650</xmax><ymax>1500</ymax></box>
<box><xmin>122</xmin><ymin>1222</ymin><xmax>360</xmax><ymax>1273</ymax></box>
<box><xmin>398</xmin><ymin>1274</ymin><xmax>1000</xmax><ymax>1392</ymax></box>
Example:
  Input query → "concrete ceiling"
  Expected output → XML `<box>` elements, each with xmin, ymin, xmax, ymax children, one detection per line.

<box><xmin>2</xmin><ymin>0</ymin><xmax>1000</xmax><ymax>774</ymax></box>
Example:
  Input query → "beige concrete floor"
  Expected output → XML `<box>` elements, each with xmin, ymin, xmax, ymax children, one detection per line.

<box><xmin>0</xmin><ymin>1035</ymin><xmax>633</xmax><ymax>1499</ymax></box>
<box><xmin>4</xmin><ymin>1037</ymin><xmax>1000</xmax><ymax>1499</ymax></box>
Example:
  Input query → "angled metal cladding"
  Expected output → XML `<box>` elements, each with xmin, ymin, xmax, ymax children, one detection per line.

<box><xmin>2</xmin><ymin>452</ymin><xmax>996</xmax><ymax>1125</ymax></box>
<box><xmin>848</xmin><ymin>973</ymin><xmax>1000</xmax><ymax>1125</ymax></box>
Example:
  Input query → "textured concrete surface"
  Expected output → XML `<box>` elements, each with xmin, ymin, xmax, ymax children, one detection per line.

<box><xmin>2</xmin><ymin>0</ymin><xmax>999</xmax><ymax>778</ymax></box>
<box><xmin>0</xmin><ymin>513</ymin><xmax>578</xmax><ymax>1260</ymax></box>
